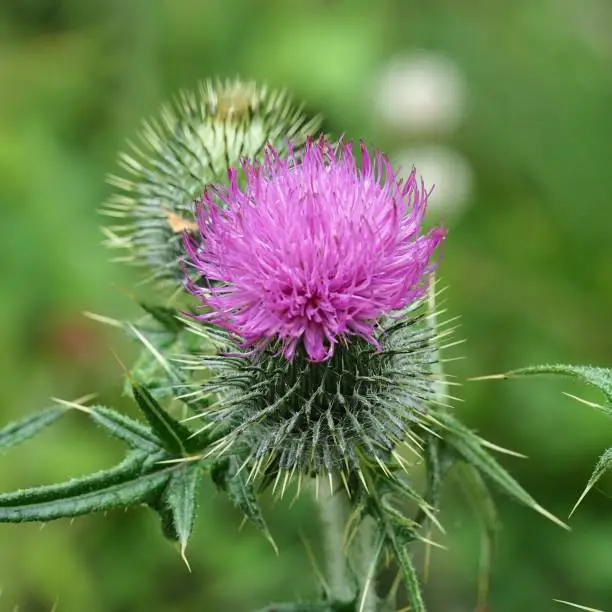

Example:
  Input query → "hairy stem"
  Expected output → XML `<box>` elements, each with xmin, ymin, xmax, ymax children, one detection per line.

<box><xmin>318</xmin><ymin>479</ymin><xmax>354</xmax><ymax>602</ymax></box>
<box><xmin>317</xmin><ymin>478</ymin><xmax>378</xmax><ymax>611</ymax></box>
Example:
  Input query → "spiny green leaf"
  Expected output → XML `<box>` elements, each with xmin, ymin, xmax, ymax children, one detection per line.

<box><xmin>138</xmin><ymin>302</ymin><xmax>186</xmax><ymax>334</ymax></box>
<box><xmin>0</xmin><ymin>452</ymin><xmax>157</xmax><ymax>507</ymax></box>
<box><xmin>454</xmin><ymin>462</ymin><xmax>500</xmax><ymax>612</ymax></box>
<box><xmin>88</xmin><ymin>305</ymin><xmax>206</xmax><ymax>409</ymax></box>
<box><xmin>131</xmin><ymin>382</ymin><xmax>191</xmax><ymax>455</ymax></box>
<box><xmin>163</xmin><ymin>463</ymin><xmax>202</xmax><ymax>565</ymax></box>
<box><xmin>389</xmin><ymin>536</ymin><xmax>426</xmax><ymax>612</ymax></box>
<box><xmin>436</xmin><ymin>411</ymin><xmax>567</xmax><ymax>529</ymax></box>
<box><xmin>364</xmin><ymin>471</ymin><xmax>426</xmax><ymax>612</ymax></box>
<box><xmin>0</xmin><ymin>407</ymin><xmax>65</xmax><ymax>452</ymax></box>
<box><xmin>0</xmin><ymin>452</ymin><xmax>172</xmax><ymax>522</ymax></box>
<box><xmin>128</xmin><ymin>322</ymin><xmax>214</xmax><ymax>414</ymax></box>
<box><xmin>212</xmin><ymin>457</ymin><xmax>277</xmax><ymax>553</ymax></box>
<box><xmin>570</xmin><ymin>447</ymin><xmax>612</xmax><ymax>517</ymax></box>
<box><xmin>477</xmin><ymin>364</ymin><xmax>612</xmax><ymax>413</ymax></box>
<box><xmin>80</xmin><ymin>405</ymin><xmax>161</xmax><ymax>451</ymax></box>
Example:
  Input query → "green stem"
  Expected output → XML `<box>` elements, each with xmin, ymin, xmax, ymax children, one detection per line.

<box><xmin>317</xmin><ymin>479</ymin><xmax>354</xmax><ymax>603</ymax></box>
<box><xmin>316</xmin><ymin>478</ymin><xmax>378</xmax><ymax>611</ymax></box>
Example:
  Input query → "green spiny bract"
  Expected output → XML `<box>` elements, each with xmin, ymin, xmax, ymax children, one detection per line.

<box><xmin>101</xmin><ymin>78</ymin><xmax>321</xmax><ymax>285</ymax></box>
<box><xmin>179</xmin><ymin>297</ymin><xmax>457</xmax><ymax>495</ymax></box>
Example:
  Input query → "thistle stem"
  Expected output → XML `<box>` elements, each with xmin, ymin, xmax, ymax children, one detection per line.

<box><xmin>317</xmin><ymin>478</ymin><xmax>378</xmax><ymax>611</ymax></box>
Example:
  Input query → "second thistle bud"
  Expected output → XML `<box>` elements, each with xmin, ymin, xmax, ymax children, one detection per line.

<box><xmin>102</xmin><ymin>79</ymin><xmax>321</xmax><ymax>285</ymax></box>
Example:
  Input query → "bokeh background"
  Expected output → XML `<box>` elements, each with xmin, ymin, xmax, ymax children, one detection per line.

<box><xmin>2</xmin><ymin>1</ymin><xmax>612</xmax><ymax>610</ymax></box>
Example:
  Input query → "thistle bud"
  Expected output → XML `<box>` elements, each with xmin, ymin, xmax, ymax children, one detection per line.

<box><xmin>102</xmin><ymin>79</ymin><xmax>321</xmax><ymax>285</ymax></box>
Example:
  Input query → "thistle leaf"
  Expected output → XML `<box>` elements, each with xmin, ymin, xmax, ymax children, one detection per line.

<box><xmin>211</xmin><ymin>457</ymin><xmax>277</xmax><ymax>553</ymax></box>
<box><xmin>570</xmin><ymin>447</ymin><xmax>612</xmax><ymax>517</ymax></box>
<box><xmin>0</xmin><ymin>407</ymin><xmax>65</xmax><ymax>452</ymax></box>
<box><xmin>476</xmin><ymin>364</ymin><xmax>612</xmax><ymax>414</ymax></box>
<box><xmin>131</xmin><ymin>382</ymin><xmax>191</xmax><ymax>455</ymax></box>
<box><xmin>0</xmin><ymin>452</ymin><xmax>171</xmax><ymax>522</ymax></box>
<box><xmin>138</xmin><ymin>301</ymin><xmax>186</xmax><ymax>335</ymax></box>
<box><xmin>59</xmin><ymin>402</ymin><xmax>161</xmax><ymax>452</ymax></box>
<box><xmin>127</xmin><ymin>321</ymin><xmax>214</xmax><ymax>414</ymax></box>
<box><xmin>365</xmin><ymin>472</ymin><xmax>427</xmax><ymax>611</ymax></box>
<box><xmin>162</xmin><ymin>463</ymin><xmax>202</xmax><ymax>564</ymax></box>
<box><xmin>437</xmin><ymin>411</ymin><xmax>568</xmax><ymax>529</ymax></box>
<box><xmin>453</xmin><ymin>462</ymin><xmax>500</xmax><ymax>611</ymax></box>
<box><xmin>389</xmin><ymin>536</ymin><xmax>426</xmax><ymax>612</ymax></box>
<box><xmin>474</xmin><ymin>363</ymin><xmax>612</xmax><ymax>514</ymax></box>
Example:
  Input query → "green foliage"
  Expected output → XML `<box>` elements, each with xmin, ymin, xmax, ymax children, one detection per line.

<box><xmin>484</xmin><ymin>364</ymin><xmax>612</xmax><ymax>514</ymax></box>
<box><xmin>0</xmin><ymin>406</ymin><xmax>65</xmax><ymax>452</ymax></box>
<box><xmin>0</xmin><ymin>382</ymin><xmax>213</xmax><ymax>554</ymax></box>
<box><xmin>491</xmin><ymin>364</ymin><xmax>612</xmax><ymax>411</ymax></box>
<box><xmin>212</xmin><ymin>456</ymin><xmax>277</xmax><ymax>553</ymax></box>
<box><xmin>0</xmin><ymin>452</ymin><xmax>169</xmax><ymax>522</ymax></box>
<box><xmin>437</xmin><ymin>409</ymin><xmax>567</xmax><ymax>528</ymax></box>
<box><xmin>159</xmin><ymin>463</ymin><xmax>202</xmax><ymax>560</ymax></box>
<box><xmin>131</xmin><ymin>381</ymin><xmax>191</xmax><ymax>455</ymax></box>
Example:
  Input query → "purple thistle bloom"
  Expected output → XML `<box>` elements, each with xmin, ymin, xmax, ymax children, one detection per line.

<box><xmin>184</xmin><ymin>138</ymin><xmax>446</xmax><ymax>362</ymax></box>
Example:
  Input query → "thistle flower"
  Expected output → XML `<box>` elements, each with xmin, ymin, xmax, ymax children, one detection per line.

<box><xmin>186</xmin><ymin>139</ymin><xmax>445</xmax><ymax>361</ymax></box>
<box><xmin>102</xmin><ymin>79</ymin><xmax>321</xmax><ymax>285</ymax></box>
<box><xmin>182</xmin><ymin>138</ymin><xmax>448</xmax><ymax>487</ymax></box>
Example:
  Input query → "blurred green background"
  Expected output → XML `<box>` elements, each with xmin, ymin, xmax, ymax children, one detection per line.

<box><xmin>2</xmin><ymin>0</ymin><xmax>612</xmax><ymax>610</ymax></box>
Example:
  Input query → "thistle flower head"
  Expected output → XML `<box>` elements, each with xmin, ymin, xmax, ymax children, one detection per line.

<box><xmin>185</xmin><ymin>138</ymin><xmax>446</xmax><ymax>362</ymax></box>
<box><xmin>102</xmin><ymin>79</ymin><xmax>321</xmax><ymax>285</ymax></box>
<box><xmin>180</xmin><ymin>139</ymin><xmax>451</xmax><ymax>486</ymax></box>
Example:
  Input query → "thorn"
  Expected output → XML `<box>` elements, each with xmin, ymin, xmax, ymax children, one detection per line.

<box><xmin>533</xmin><ymin>502</ymin><xmax>570</xmax><ymax>530</ymax></box>
<box><xmin>83</xmin><ymin>311</ymin><xmax>123</xmax><ymax>328</ymax></box>
<box><xmin>552</xmin><ymin>600</ymin><xmax>605</xmax><ymax>612</ymax></box>
<box><xmin>291</xmin><ymin>473</ymin><xmax>304</xmax><ymax>506</ymax></box>
<box><xmin>156</xmin><ymin>454</ymin><xmax>203</xmax><ymax>465</ymax></box>
<box><xmin>356</xmin><ymin>468</ymin><xmax>369</xmax><ymax>494</ymax></box>
<box><xmin>418</xmin><ymin>533</ymin><xmax>446</xmax><ymax>551</ymax></box>
<box><xmin>271</xmin><ymin>469</ymin><xmax>283</xmax><ymax>497</ymax></box>
<box><xmin>266</xmin><ymin>532</ymin><xmax>280</xmax><ymax>557</ymax></box>
<box><xmin>128</xmin><ymin>324</ymin><xmax>174</xmax><ymax>377</ymax></box>
<box><xmin>562</xmin><ymin>392</ymin><xmax>606</xmax><ymax>410</ymax></box>
<box><xmin>569</xmin><ymin>483</ymin><xmax>595</xmax><ymax>519</ymax></box>
<box><xmin>339</xmin><ymin>470</ymin><xmax>351</xmax><ymax>498</ymax></box>
<box><xmin>468</xmin><ymin>373</ymin><xmax>509</xmax><ymax>381</ymax></box>
<box><xmin>180</xmin><ymin>545</ymin><xmax>192</xmax><ymax>573</ymax></box>
<box><xmin>299</xmin><ymin>532</ymin><xmax>329</xmax><ymax>594</ymax></box>
<box><xmin>109</xmin><ymin>348</ymin><xmax>132</xmax><ymax>380</ymax></box>
<box><xmin>374</xmin><ymin>456</ymin><xmax>392</xmax><ymax>478</ymax></box>
<box><xmin>477</xmin><ymin>438</ymin><xmax>528</xmax><ymax>458</ymax></box>
<box><xmin>423</xmin><ymin>528</ymin><xmax>432</xmax><ymax>583</ymax></box>
<box><xmin>280</xmin><ymin>471</ymin><xmax>291</xmax><ymax>500</ymax></box>
<box><xmin>51</xmin><ymin>395</ymin><xmax>97</xmax><ymax>413</ymax></box>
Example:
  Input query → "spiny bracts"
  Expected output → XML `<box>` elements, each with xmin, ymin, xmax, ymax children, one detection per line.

<box><xmin>102</xmin><ymin>79</ymin><xmax>321</xmax><ymax>285</ymax></box>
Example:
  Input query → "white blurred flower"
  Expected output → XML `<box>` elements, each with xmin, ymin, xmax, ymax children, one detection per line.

<box><xmin>395</xmin><ymin>146</ymin><xmax>473</xmax><ymax>217</ymax></box>
<box><xmin>374</xmin><ymin>52</ymin><xmax>467</xmax><ymax>133</ymax></box>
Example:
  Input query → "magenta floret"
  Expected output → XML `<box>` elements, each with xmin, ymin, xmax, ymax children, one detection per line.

<box><xmin>184</xmin><ymin>138</ymin><xmax>446</xmax><ymax>362</ymax></box>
